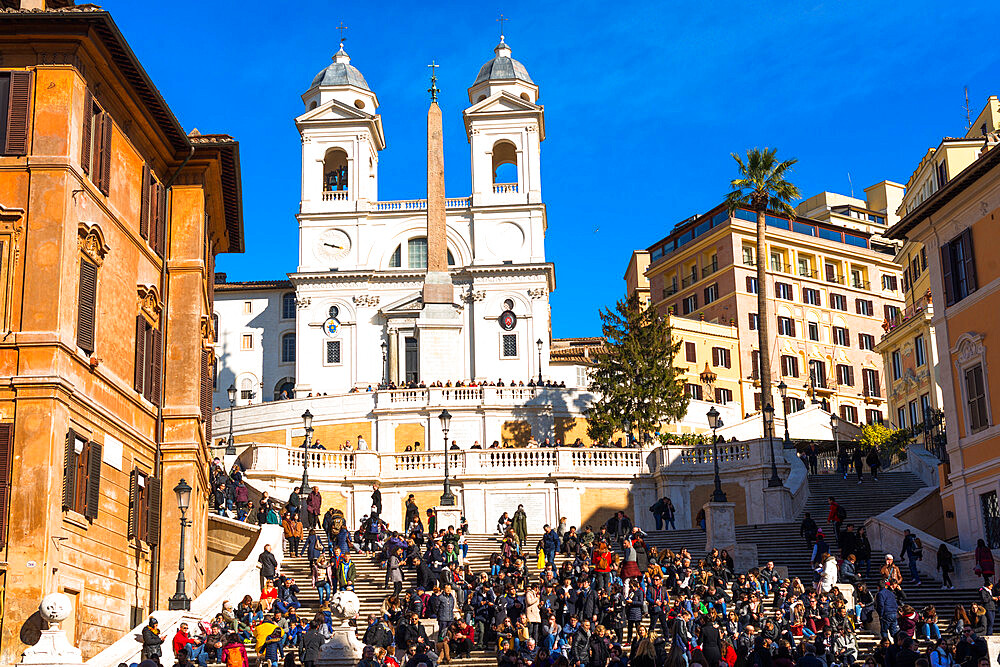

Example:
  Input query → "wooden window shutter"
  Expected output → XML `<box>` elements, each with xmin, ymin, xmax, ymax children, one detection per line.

<box><xmin>83</xmin><ymin>440</ymin><xmax>102</xmax><ymax>520</ymax></box>
<box><xmin>941</xmin><ymin>243</ymin><xmax>955</xmax><ymax>305</ymax></box>
<box><xmin>150</xmin><ymin>327</ymin><xmax>162</xmax><ymax>406</ymax></box>
<box><xmin>96</xmin><ymin>113</ymin><xmax>112</xmax><ymax>195</ymax></box>
<box><xmin>4</xmin><ymin>71</ymin><xmax>32</xmax><ymax>156</ymax></box>
<box><xmin>153</xmin><ymin>183</ymin><xmax>166</xmax><ymax>257</ymax></box>
<box><xmin>145</xmin><ymin>477</ymin><xmax>161</xmax><ymax>546</ymax></box>
<box><xmin>134</xmin><ymin>315</ymin><xmax>146</xmax><ymax>393</ymax></box>
<box><xmin>81</xmin><ymin>91</ymin><xmax>93</xmax><ymax>174</ymax></box>
<box><xmin>62</xmin><ymin>429</ymin><xmax>78</xmax><ymax>511</ymax></box>
<box><xmin>77</xmin><ymin>259</ymin><xmax>97</xmax><ymax>354</ymax></box>
<box><xmin>0</xmin><ymin>423</ymin><xmax>11</xmax><ymax>548</ymax></box>
<box><xmin>201</xmin><ymin>349</ymin><xmax>212</xmax><ymax>440</ymax></box>
<box><xmin>139</xmin><ymin>165</ymin><xmax>151</xmax><ymax>240</ymax></box>
<box><xmin>962</xmin><ymin>229</ymin><xmax>978</xmax><ymax>293</ymax></box>
<box><xmin>127</xmin><ymin>469</ymin><xmax>139</xmax><ymax>540</ymax></box>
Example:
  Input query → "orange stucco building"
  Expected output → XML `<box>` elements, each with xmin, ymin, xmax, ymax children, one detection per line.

<box><xmin>0</xmin><ymin>2</ymin><xmax>243</xmax><ymax>661</ymax></box>
<box><xmin>887</xmin><ymin>130</ymin><xmax>1000</xmax><ymax>548</ymax></box>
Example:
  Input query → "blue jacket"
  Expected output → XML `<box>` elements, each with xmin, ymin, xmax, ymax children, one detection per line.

<box><xmin>543</xmin><ymin>530</ymin><xmax>560</xmax><ymax>551</ymax></box>
<box><xmin>875</xmin><ymin>587</ymin><xmax>898</xmax><ymax>618</ymax></box>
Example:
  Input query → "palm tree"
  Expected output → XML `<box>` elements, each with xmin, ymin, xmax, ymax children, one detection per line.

<box><xmin>725</xmin><ymin>148</ymin><xmax>800</xmax><ymax>421</ymax></box>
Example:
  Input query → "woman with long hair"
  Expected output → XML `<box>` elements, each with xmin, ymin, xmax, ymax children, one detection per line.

<box><xmin>975</xmin><ymin>539</ymin><xmax>995</xmax><ymax>585</ymax></box>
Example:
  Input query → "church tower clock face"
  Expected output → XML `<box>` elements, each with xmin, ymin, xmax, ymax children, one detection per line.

<box><xmin>315</xmin><ymin>228</ymin><xmax>351</xmax><ymax>264</ymax></box>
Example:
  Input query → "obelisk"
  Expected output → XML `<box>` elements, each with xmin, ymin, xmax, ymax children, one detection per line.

<box><xmin>422</xmin><ymin>66</ymin><xmax>453</xmax><ymax>305</ymax></box>
<box><xmin>417</xmin><ymin>62</ymin><xmax>463</xmax><ymax>387</ymax></box>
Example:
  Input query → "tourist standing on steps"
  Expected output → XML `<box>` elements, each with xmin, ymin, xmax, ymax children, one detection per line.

<box><xmin>880</xmin><ymin>554</ymin><xmax>902</xmax><ymax>586</ymax></box>
<box><xmin>312</xmin><ymin>554</ymin><xmax>333</xmax><ymax>605</ymax></box>
<box><xmin>975</xmin><ymin>538</ymin><xmax>995</xmax><ymax>585</ymax></box>
<box><xmin>387</xmin><ymin>547</ymin><xmax>404</xmax><ymax>597</ymax></box>
<box><xmin>799</xmin><ymin>512</ymin><xmax>818</xmax><ymax>547</ymax></box>
<box><xmin>900</xmin><ymin>529</ymin><xmax>923</xmax><ymax>586</ymax></box>
<box><xmin>337</xmin><ymin>551</ymin><xmax>356</xmax><ymax>591</ymax></box>
<box><xmin>405</xmin><ymin>494</ymin><xmax>419</xmax><ymax>526</ymax></box>
<box><xmin>513</xmin><ymin>504</ymin><xmax>528</xmax><ymax>547</ymax></box>
<box><xmin>283</xmin><ymin>511</ymin><xmax>303</xmax><ymax>557</ymax></box>
<box><xmin>287</xmin><ymin>486</ymin><xmax>301</xmax><ymax>518</ymax></box>
<box><xmin>827</xmin><ymin>497</ymin><xmax>845</xmax><ymax>545</ymax></box>
<box><xmin>305</xmin><ymin>528</ymin><xmax>323</xmax><ymax>563</ymax></box>
<box><xmin>875</xmin><ymin>580</ymin><xmax>899</xmax><ymax>638</ymax></box>
<box><xmin>141</xmin><ymin>616</ymin><xmax>166</xmax><ymax>665</ymax></box>
<box><xmin>937</xmin><ymin>542</ymin><xmax>955</xmax><ymax>589</ymax></box>
<box><xmin>258</xmin><ymin>543</ymin><xmax>278</xmax><ymax>590</ymax></box>
<box><xmin>852</xmin><ymin>447</ymin><xmax>865</xmax><ymax>483</ymax></box>
<box><xmin>371</xmin><ymin>482</ymin><xmax>382</xmax><ymax>516</ymax></box>
<box><xmin>856</xmin><ymin>526</ymin><xmax>873</xmax><ymax>578</ymax></box>
<box><xmin>805</xmin><ymin>443</ymin><xmax>819</xmax><ymax>475</ymax></box>
<box><xmin>306</xmin><ymin>486</ymin><xmax>322</xmax><ymax>529</ymax></box>
<box><xmin>866</xmin><ymin>447</ymin><xmax>881</xmax><ymax>480</ymax></box>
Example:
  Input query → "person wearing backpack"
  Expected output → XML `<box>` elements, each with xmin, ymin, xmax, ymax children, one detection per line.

<box><xmin>221</xmin><ymin>633</ymin><xmax>248</xmax><ymax>667</ymax></box>
<box><xmin>827</xmin><ymin>497</ymin><xmax>845</xmax><ymax>546</ymax></box>
<box><xmin>901</xmin><ymin>529</ymin><xmax>923</xmax><ymax>587</ymax></box>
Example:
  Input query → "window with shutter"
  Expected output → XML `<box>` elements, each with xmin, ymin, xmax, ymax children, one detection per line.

<box><xmin>96</xmin><ymin>113</ymin><xmax>112</xmax><ymax>195</ymax></box>
<box><xmin>145</xmin><ymin>477</ymin><xmax>161</xmax><ymax>546</ymax></box>
<box><xmin>139</xmin><ymin>165</ymin><xmax>151</xmax><ymax>240</ymax></box>
<box><xmin>152</xmin><ymin>182</ymin><xmax>166</xmax><ymax>257</ymax></box>
<box><xmin>0</xmin><ymin>423</ymin><xmax>11</xmax><ymax>548</ymax></box>
<box><xmin>3</xmin><ymin>71</ymin><xmax>31</xmax><ymax>156</ymax></box>
<box><xmin>134</xmin><ymin>315</ymin><xmax>146</xmax><ymax>393</ymax></box>
<box><xmin>77</xmin><ymin>259</ymin><xmax>98</xmax><ymax>354</ymax></box>
<box><xmin>685</xmin><ymin>342</ymin><xmax>696</xmax><ymax>363</ymax></box>
<box><xmin>127</xmin><ymin>469</ymin><xmax>139</xmax><ymax>540</ymax></box>
<box><xmin>150</xmin><ymin>328</ymin><xmax>162</xmax><ymax>406</ymax></box>
<box><xmin>201</xmin><ymin>349</ymin><xmax>213</xmax><ymax>441</ymax></box>
<box><xmin>83</xmin><ymin>440</ymin><xmax>102</xmax><ymax>520</ymax></box>
<box><xmin>62</xmin><ymin>429</ymin><xmax>78</xmax><ymax>511</ymax></box>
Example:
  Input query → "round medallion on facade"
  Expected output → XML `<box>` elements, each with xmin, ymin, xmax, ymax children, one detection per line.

<box><xmin>323</xmin><ymin>318</ymin><xmax>340</xmax><ymax>336</ymax></box>
<box><xmin>498</xmin><ymin>310</ymin><xmax>517</xmax><ymax>331</ymax></box>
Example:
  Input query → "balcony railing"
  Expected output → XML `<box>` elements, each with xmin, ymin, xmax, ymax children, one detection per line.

<box><xmin>798</xmin><ymin>268</ymin><xmax>818</xmax><ymax>278</ymax></box>
<box><xmin>681</xmin><ymin>275</ymin><xmax>697</xmax><ymax>288</ymax></box>
<box><xmin>373</xmin><ymin>197</ymin><xmax>472</xmax><ymax>212</ymax></box>
<box><xmin>851</xmin><ymin>279</ymin><xmax>871</xmax><ymax>290</ymax></box>
<box><xmin>702</xmin><ymin>264</ymin><xmax>719</xmax><ymax>278</ymax></box>
<box><xmin>770</xmin><ymin>262</ymin><xmax>789</xmax><ymax>273</ymax></box>
<box><xmin>882</xmin><ymin>296</ymin><xmax>931</xmax><ymax>334</ymax></box>
<box><xmin>826</xmin><ymin>274</ymin><xmax>845</xmax><ymax>285</ymax></box>
<box><xmin>493</xmin><ymin>183</ymin><xmax>519</xmax><ymax>194</ymax></box>
<box><xmin>663</xmin><ymin>286</ymin><xmax>678</xmax><ymax>298</ymax></box>
<box><xmin>322</xmin><ymin>190</ymin><xmax>349</xmax><ymax>201</ymax></box>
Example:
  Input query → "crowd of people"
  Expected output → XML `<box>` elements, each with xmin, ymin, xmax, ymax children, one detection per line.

<box><xmin>174</xmin><ymin>476</ymin><xmax>1000</xmax><ymax>667</ymax></box>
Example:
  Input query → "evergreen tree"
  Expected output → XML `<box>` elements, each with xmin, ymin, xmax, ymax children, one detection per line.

<box><xmin>586</xmin><ymin>294</ymin><xmax>690</xmax><ymax>444</ymax></box>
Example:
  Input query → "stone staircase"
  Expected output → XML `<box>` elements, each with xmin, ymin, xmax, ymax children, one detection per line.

<box><xmin>215</xmin><ymin>471</ymin><xmax>984</xmax><ymax>667</ymax></box>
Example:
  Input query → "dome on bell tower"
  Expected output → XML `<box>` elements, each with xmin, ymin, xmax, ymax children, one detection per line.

<box><xmin>302</xmin><ymin>42</ymin><xmax>378</xmax><ymax>114</ymax></box>
<box><xmin>310</xmin><ymin>44</ymin><xmax>371</xmax><ymax>91</ymax></box>
<box><xmin>467</xmin><ymin>37</ymin><xmax>539</xmax><ymax>105</ymax></box>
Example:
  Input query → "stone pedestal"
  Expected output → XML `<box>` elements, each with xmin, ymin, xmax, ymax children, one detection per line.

<box><xmin>435</xmin><ymin>505</ymin><xmax>464</xmax><ymax>532</ymax></box>
<box><xmin>416</xmin><ymin>298</ymin><xmax>463</xmax><ymax>384</ymax></box>
<box><xmin>732</xmin><ymin>544</ymin><xmax>759</xmax><ymax>573</ymax></box>
<box><xmin>20</xmin><ymin>594</ymin><xmax>83</xmax><ymax>666</ymax></box>
<box><xmin>763</xmin><ymin>485</ymin><xmax>793</xmax><ymax>522</ymax></box>
<box><xmin>318</xmin><ymin>591</ymin><xmax>365</xmax><ymax>666</ymax></box>
<box><xmin>703</xmin><ymin>502</ymin><xmax>736</xmax><ymax>552</ymax></box>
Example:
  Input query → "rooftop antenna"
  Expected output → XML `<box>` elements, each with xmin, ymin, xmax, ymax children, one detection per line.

<box><xmin>428</xmin><ymin>60</ymin><xmax>440</xmax><ymax>103</ymax></box>
<box><xmin>336</xmin><ymin>21</ymin><xmax>348</xmax><ymax>48</ymax></box>
<box><xmin>497</xmin><ymin>12</ymin><xmax>508</xmax><ymax>40</ymax></box>
<box><xmin>964</xmin><ymin>86</ymin><xmax>973</xmax><ymax>132</ymax></box>
<box><xmin>847</xmin><ymin>171</ymin><xmax>854</xmax><ymax>199</ymax></box>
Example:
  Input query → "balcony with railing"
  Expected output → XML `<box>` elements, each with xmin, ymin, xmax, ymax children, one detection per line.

<box><xmin>681</xmin><ymin>274</ymin><xmax>697</xmax><ymax>288</ymax></box>
<box><xmin>826</xmin><ymin>274</ymin><xmax>845</xmax><ymax>285</ymax></box>
<box><xmin>373</xmin><ymin>197</ymin><xmax>473</xmax><ymax>212</ymax></box>
<box><xmin>493</xmin><ymin>183</ymin><xmax>519</xmax><ymax>194</ymax></box>
<box><xmin>851</xmin><ymin>278</ymin><xmax>871</xmax><ymax>290</ymax></box>
<box><xmin>798</xmin><ymin>268</ymin><xmax>819</xmax><ymax>279</ymax></box>
<box><xmin>662</xmin><ymin>285</ymin><xmax>678</xmax><ymax>299</ymax></box>
<box><xmin>882</xmin><ymin>295</ymin><xmax>932</xmax><ymax>337</ymax></box>
<box><xmin>322</xmin><ymin>190</ymin><xmax>349</xmax><ymax>201</ymax></box>
<box><xmin>702</xmin><ymin>263</ymin><xmax>719</xmax><ymax>278</ymax></box>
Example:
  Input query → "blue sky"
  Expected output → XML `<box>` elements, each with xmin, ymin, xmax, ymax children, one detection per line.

<box><xmin>106</xmin><ymin>0</ymin><xmax>997</xmax><ymax>337</ymax></box>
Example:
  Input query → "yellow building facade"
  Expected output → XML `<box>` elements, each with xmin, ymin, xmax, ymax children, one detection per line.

<box><xmin>626</xmin><ymin>201</ymin><xmax>904</xmax><ymax>425</ymax></box>
<box><xmin>0</xmin><ymin>3</ymin><xmax>243</xmax><ymax>661</ymax></box>
<box><xmin>887</xmin><ymin>99</ymin><xmax>1000</xmax><ymax>547</ymax></box>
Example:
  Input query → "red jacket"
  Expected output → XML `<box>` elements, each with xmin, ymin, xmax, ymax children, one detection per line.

<box><xmin>173</xmin><ymin>629</ymin><xmax>197</xmax><ymax>655</ymax></box>
<box><xmin>827</xmin><ymin>502</ymin><xmax>841</xmax><ymax>523</ymax></box>
<box><xmin>592</xmin><ymin>551</ymin><xmax>614</xmax><ymax>573</ymax></box>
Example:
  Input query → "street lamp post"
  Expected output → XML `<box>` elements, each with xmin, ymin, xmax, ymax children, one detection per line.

<box><xmin>381</xmin><ymin>340</ymin><xmax>388</xmax><ymax>389</ymax></box>
<box><xmin>707</xmin><ymin>406</ymin><xmax>727</xmax><ymax>502</ymax></box>
<box><xmin>226</xmin><ymin>384</ymin><xmax>237</xmax><ymax>456</ymax></box>
<box><xmin>536</xmin><ymin>338</ymin><xmax>544</xmax><ymax>385</ymax></box>
<box><xmin>778</xmin><ymin>380</ymin><xmax>791</xmax><ymax>449</ymax></box>
<box><xmin>167</xmin><ymin>478</ymin><xmax>193</xmax><ymax>611</ymax></box>
<box><xmin>830</xmin><ymin>413</ymin><xmax>840</xmax><ymax>462</ymax></box>
<box><xmin>300</xmin><ymin>410</ymin><xmax>313</xmax><ymax>510</ymax></box>
<box><xmin>763</xmin><ymin>403</ymin><xmax>783</xmax><ymax>487</ymax></box>
<box><xmin>439</xmin><ymin>409</ymin><xmax>455</xmax><ymax>506</ymax></box>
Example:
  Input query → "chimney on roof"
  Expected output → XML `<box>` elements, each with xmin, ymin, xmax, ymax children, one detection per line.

<box><xmin>214</xmin><ymin>272</ymin><xmax>227</xmax><ymax>284</ymax></box>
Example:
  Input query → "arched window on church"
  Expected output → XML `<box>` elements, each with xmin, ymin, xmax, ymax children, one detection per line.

<box><xmin>389</xmin><ymin>244</ymin><xmax>402</xmax><ymax>268</ymax></box>
<box><xmin>281</xmin><ymin>333</ymin><xmax>296</xmax><ymax>363</ymax></box>
<box><xmin>492</xmin><ymin>140</ymin><xmax>518</xmax><ymax>188</ymax></box>
<box><xmin>281</xmin><ymin>292</ymin><xmax>296</xmax><ymax>319</ymax></box>
<box><xmin>323</xmin><ymin>148</ymin><xmax>348</xmax><ymax>193</ymax></box>
<box><xmin>240</xmin><ymin>377</ymin><xmax>255</xmax><ymax>402</ymax></box>
<box><xmin>404</xmin><ymin>237</ymin><xmax>455</xmax><ymax>269</ymax></box>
